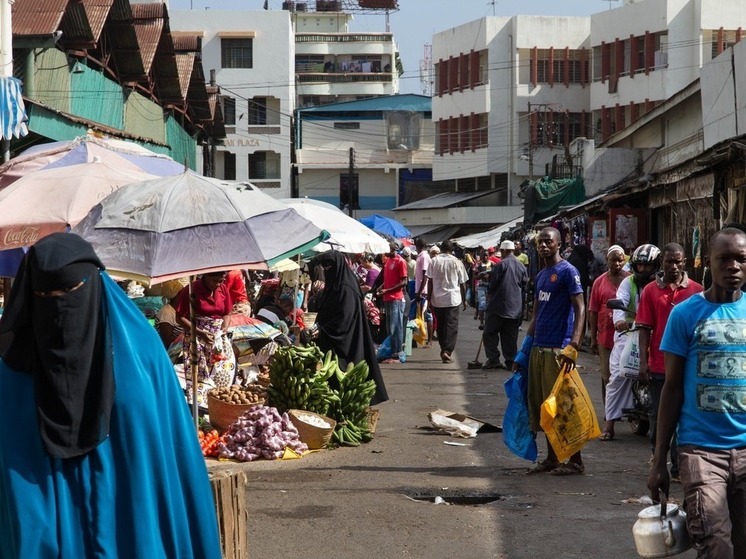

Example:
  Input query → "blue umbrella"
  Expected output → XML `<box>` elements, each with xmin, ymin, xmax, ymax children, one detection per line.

<box><xmin>359</xmin><ymin>214</ymin><xmax>411</xmax><ymax>238</ymax></box>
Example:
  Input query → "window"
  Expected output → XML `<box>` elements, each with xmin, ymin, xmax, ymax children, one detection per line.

<box><xmin>295</xmin><ymin>54</ymin><xmax>325</xmax><ymax>72</ymax></box>
<box><xmin>221</xmin><ymin>38</ymin><xmax>253</xmax><ymax>69</ymax></box>
<box><xmin>249</xmin><ymin>151</ymin><xmax>281</xmax><ymax>180</ymax></box>
<box><xmin>223</xmin><ymin>152</ymin><xmax>236</xmax><ymax>180</ymax></box>
<box><xmin>248</xmin><ymin>97</ymin><xmax>267</xmax><ymax>126</ymax></box>
<box><xmin>334</xmin><ymin>122</ymin><xmax>360</xmax><ymax>130</ymax></box>
<box><xmin>222</xmin><ymin>96</ymin><xmax>236</xmax><ymax>126</ymax></box>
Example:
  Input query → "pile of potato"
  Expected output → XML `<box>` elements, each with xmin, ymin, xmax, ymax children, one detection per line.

<box><xmin>209</xmin><ymin>385</ymin><xmax>266</xmax><ymax>405</ymax></box>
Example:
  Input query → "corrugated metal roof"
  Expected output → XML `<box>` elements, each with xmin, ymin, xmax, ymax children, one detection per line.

<box><xmin>298</xmin><ymin>94</ymin><xmax>431</xmax><ymax>115</ymax></box>
<box><xmin>59</xmin><ymin>0</ymin><xmax>115</xmax><ymax>48</ymax></box>
<box><xmin>12</xmin><ymin>0</ymin><xmax>67</xmax><ymax>36</ymax></box>
<box><xmin>106</xmin><ymin>0</ymin><xmax>146</xmax><ymax>82</ymax></box>
<box><xmin>131</xmin><ymin>3</ymin><xmax>163</xmax><ymax>73</ymax></box>
<box><xmin>393</xmin><ymin>190</ymin><xmax>495</xmax><ymax>211</ymax></box>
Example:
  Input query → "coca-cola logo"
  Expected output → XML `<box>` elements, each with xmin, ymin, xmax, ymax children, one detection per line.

<box><xmin>4</xmin><ymin>226</ymin><xmax>40</xmax><ymax>246</ymax></box>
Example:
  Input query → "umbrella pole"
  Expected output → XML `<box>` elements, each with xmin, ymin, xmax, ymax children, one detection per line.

<box><xmin>189</xmin><ymin>275</ymin><xmax>199</xmax><ymax>429</ymax></box>
<box><xmin>292</xmin><ymin>254</ymin><xmax>301</xmax><ymax>344</ymax></box>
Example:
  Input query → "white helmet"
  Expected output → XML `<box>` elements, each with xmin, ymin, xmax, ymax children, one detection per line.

<box><xmin>630</xmin><ymin>244</ymin><xmax>661</xmax><ymax>284</ymax></box>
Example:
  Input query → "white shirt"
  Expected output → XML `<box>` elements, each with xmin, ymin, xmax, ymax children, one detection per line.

<box><xmin>427</xmin><ymin>253</ymin><xmax>467</xmax><ymax>308</ymax></box>
<box><xmin>414</xmin><ymin>251</ymin><xmax>431</xmax><ymax>294</ymax></box>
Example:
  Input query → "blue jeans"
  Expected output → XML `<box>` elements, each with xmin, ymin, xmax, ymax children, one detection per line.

<box><xmin>385</xmin><ymin>299</ymin><xmax>406</xmax><ymax>359</ymax></box>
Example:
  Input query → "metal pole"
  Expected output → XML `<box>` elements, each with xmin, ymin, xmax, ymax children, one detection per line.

<box><xmin>348</xmin><ymin>147</ymin><xmax>354</xmax><ymax>217</ymax></box>
<box><xmin>189</xmin><ymin>276</ymin><xmax>199</xmax><ymax>428</ymax></box>
<box><xmin>528</xmin><ymin>102</ymin><xmax>534</xmax><ymax>180</ymax></box>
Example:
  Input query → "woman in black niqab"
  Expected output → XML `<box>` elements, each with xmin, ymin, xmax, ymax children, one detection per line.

<box><xmin>309</xmin><ymin>251</ymin><xmax>388</xmax><ymax>405</ymax></box>
<box><xmin>0</xmin><ymin>233</ymin><xmax>113</xmax><ymax>459</ymax></box>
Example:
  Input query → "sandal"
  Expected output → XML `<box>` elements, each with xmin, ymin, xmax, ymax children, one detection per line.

<box><xmin>599</xmin><ymin>431</ymin><xmax>615</xmax><ymax>442</ymax></box>
<box><xmin>549</xmin><ymin>462</ymin><xmax>585</xmax><ymax>476</ymax></box>
<box><xmin>526</xmin><ymin>460</ymin><xmax>559</xmax><ymax>475</ymax></box>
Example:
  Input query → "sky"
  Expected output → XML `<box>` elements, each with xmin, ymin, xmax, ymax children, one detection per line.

<box><xmin>167</xmin><ymin>0</ymin><xmax>619</xmax><ymax>94</ymax></box>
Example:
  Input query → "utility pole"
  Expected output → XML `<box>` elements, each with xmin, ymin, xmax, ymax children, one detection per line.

<box><xmin>527</xmin><ymin>102</ymin><xmax>534</xmax><ymax>180</ymax></box>
<box><xmin>347</xmin><ymin>147</ymin><xmax>354</xmax><ymax>217</ymax></box>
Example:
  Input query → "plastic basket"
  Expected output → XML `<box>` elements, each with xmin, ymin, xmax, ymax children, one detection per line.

<box><xmin>207</xmin><ymin>392</ymin><xmax>263</xmax><ymax>432</ymax></box>
<box><xmin>288</xmin><ymin>409</ymin><xmax>336</xmax><ymax>449</ymax></box>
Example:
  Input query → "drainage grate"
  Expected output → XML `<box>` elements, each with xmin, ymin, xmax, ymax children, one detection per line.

<box><xmin>405</xmin><ymin>489</ymin><xmax>502</xmax><ymax>506</ymax></box>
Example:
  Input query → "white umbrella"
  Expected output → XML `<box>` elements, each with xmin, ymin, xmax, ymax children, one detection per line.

<box><xmin>74</xmin><ymin>171</ymin><xmax>328</xmax><ymax>285</ymax></box>
<box><xmin>74</xmin><ymin>170</ymin><xmax>328</xmax><ymax>426</ymax></box>
<box><xmin>279</xmin><ymin>197</ymin><xmax>390</xmax><ymax>254</ymax></box>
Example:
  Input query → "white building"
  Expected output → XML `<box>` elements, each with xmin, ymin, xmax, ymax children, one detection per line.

<box><xmin>169</xmin><ymin>10</ymin><xmax>295</xmax><ymax>197</ymax></box>
<box><xmin>295</xmin><ymin>94</ymin><xmax>434</xmax><ymax>217</ymax></box>
<box><xmin>431</xmin><ymin>0</ymin><xmax>746</xmax><ymax>223</ymax></box>
<box><xmin>432</xmin><ymin>15</ymin><xmax>591</xmax><ymax>213</ymax></box>
<box><xmin>293</xmin><ymin>7</ymin><xmax>399</xmax><ymax>107</ymax></box>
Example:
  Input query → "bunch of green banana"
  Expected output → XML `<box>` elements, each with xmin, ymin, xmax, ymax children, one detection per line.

<box><xmin>328</xmin><ymin>360</ymin><xmax>377</xmax><ymax>446</ymax></box>
<box><xmin>267</xmin><ymin>345</ymin><xmax>340</xmax><ymax>414</ymax></box>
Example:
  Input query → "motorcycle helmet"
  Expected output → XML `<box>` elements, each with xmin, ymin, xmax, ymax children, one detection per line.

<box><xmin>630</xmin><ymin>244</ymin><xmax>661</xmax><ymax>285</ymax></box>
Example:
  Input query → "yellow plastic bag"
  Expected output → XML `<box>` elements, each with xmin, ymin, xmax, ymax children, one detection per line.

<box><xmin>540</xmin><ymin>362</ymin><xmax>601</xmax><ymax>463</ymax></box>
<box><xmin>412</xmin><ymin>304</ymin><xmax>428</xmax><ymax>346</ymax></box>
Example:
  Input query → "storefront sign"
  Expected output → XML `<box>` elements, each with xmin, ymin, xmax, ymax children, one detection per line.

<box><xmin>223</xmin><ymin>138</ymin><xmax>261</xmax><ymax>147</ymax></box>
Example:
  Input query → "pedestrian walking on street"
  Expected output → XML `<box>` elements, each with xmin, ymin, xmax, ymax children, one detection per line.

<box><xmin>588</xmin><ymin>245</ymin><xmax>630</xmax><ymax>435</ymax></box>
<box><xmin>636</xmin><ymin>243</ymin><xmax>702</xmax><ymax>478</ymax></box>
<box><xmin>513</xmin><ymin>227</ymin><xmax>586</xmax><ymax>475</ymax></box>
<box><xmin>426</xmin><ymin>240</ymin><xmax>468</xmax><ymax>363</ymax></box>
<box><xmin>414</xmin><ymin>237</ymin><xmax>433</xmax><ymax>346</ymax></box>
<box><xmin>649</xmin><ymin>227</ymin><xmax>746</xmax><ymax>558</ymax></box>
<box><xmin>0</xmin><ymin>233</ymin><xmax>222</xmax><ymax>559</ymax></box>
<box><xmin>377</xmin><ymin>241</ymin><xmax>408</xmax><ymax>363</ymax></box>
<box><xmin>481</xmin><ymin>240</ymin><xmax>527</xmax><ymax>370</ymax></box>
<box><xmin>603</xmin><ymin>244</ymin><xmax>660</xmax><ymax>440</ymax></box>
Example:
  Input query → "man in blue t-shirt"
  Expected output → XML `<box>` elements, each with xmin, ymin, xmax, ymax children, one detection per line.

<box><xmin>513</xmin><ymin>227</ymin><xmax>586</xmax><ymax>475</ymax></box>
<box><xmin>649</xmin><ymin>227</ymin><xmax>746</xmax><ymax>557</ymax></box>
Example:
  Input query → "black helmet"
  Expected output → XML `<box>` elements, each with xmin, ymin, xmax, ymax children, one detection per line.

<box><xmin>630</xmin><ymin>244</ymin><xmax>661</xmax><ymax>284</ymax></box>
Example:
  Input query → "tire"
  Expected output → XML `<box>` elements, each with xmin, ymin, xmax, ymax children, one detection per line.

<box><xmin>629</xmin><ymin>417</ymin><xmax>649</xmax><ymax>436</ymax></box>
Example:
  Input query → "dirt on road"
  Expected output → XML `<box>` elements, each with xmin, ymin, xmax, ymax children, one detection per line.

<box><xmin>208</xmin><ymin>310</ymin><xmax>695</xmax><ymax>559</ymax></box>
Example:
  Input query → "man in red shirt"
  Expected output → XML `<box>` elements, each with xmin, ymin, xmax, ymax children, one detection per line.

<box><xmin>377</xmin><ymin>241</ymin><xmax>408</xmax><ymax>363</ymax></box>
<box><xmin>636</xmin><ymin>242</ymin><xmax>703</xmax><ymax>480</ymax></box>
<box><xmin>588</xmin><ymin>245</ymin><xmax>630</xmax><ymax>440</ymax></box>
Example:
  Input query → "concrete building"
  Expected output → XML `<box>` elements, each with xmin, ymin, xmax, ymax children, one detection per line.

<box><xmin>293</xmin><ymin>7</ymin><xmax>400</xmax><ymax>108</ymax></box>
<box><xmin>432</xmin><ymin>15</ymin><xmax>591</xmax><ymax>224</ymax></box>
<box><xmin>431</xmin><ymin>0</ymin><xmax>746</xmax><ymax>229</ymax></box>
<box><xmin>295</xmin><ymin>94</ymin><xmax>434</xmax><ymax>217</ymax></box>
<box><xmin>169</xmin><ymin>9</ymin><xmax>295</xmax><ymax>197</ymax></box>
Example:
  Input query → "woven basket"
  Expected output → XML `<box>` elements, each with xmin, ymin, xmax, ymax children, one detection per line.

<box><xmin>288</xmin><ymin>409</ymin><xmax>336</xmax><ymax>450</ymax></box>
<box><xmin>365</xmin><ymin>407</ymin><xmax>380</xmax><ymax>434</ymax></box>
<box><xmin>207</xmin><ymin>392</ymin><xmax>263</xmax><ymax>432</ymax></box>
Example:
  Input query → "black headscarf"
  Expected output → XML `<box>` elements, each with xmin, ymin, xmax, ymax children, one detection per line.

<box><xmin>0</xmin><ymin>233</ymin><xmax>113</xmax><ymax>458</ymax></box>
<box><xmin>308</xmin><ymin>251</ymin><xmax>388</xmax><ymax>405</ymax></box>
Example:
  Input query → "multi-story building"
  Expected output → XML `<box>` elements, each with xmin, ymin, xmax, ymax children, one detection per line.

<box><xmin>432</xmin><ymin>15</ymin><xmax>591</xmax><ymax>220</ymax></box>
<box><xmin>293</xmin><ymin>3</ymin><xmax>400</xmax><ymax>108</ymax></box>
<box><xmin>295</xmin><ymin>94</ymin><xmax>434</xmax><ymax>216</ymax></box>
<box><xmin>169</xmin><ymin>9</ymin><xmax>295</xmax><ymax>197</ymax></box>
<box><xmin>590</xmin><ymin>0</ymin><xmax>746</xmax><ymax>144</ymax></box>
<box><xmin>432</xmin><ymin>0</ymin><xmax>746</xmax><ymax>226</ymax></box>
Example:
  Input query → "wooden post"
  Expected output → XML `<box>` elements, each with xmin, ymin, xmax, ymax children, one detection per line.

<box><xmin>210</xmin><ymin>470</ymin><xmax>249</xmax><ymax>559</ymax></box>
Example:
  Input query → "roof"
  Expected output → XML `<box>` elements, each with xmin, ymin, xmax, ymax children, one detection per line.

<box><xmin>298</xmin><ymin>94</ymin><xmax>431</xmax><ymax>115</ymax></box>
<box><xmin>406</xmin><ymin>225</ymin><xmax>461</xmax><ymax>244</ymax></box>
<box><xmin>393</xmin><ymin>190</ymin><xmax>495</xmax><ymax>211</ymax></box>
<box><xmin>11</xmin><ymin>0</ymin><xmax>67</xmax><ymax>36</ymax></box>
<box><xmin>452</xmin><ymin>218</ymin><xmax>524</xmax><ymax>249</ymax></box>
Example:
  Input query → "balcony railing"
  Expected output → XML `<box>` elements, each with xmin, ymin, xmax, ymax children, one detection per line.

<box><xmin>295</xmin><ymin>33</ymin><xmax>393</xmax><ymax>43</ymax></box>
<box><xmin>297</xmin><ymin>73</ymin><xmax>393</xmax><ymax>83</ymax></box>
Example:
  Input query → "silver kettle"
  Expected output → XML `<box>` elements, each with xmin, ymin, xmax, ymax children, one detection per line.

<box><xmin>632</xmin><ymin>490</ymin><xmax>691</xmax><ymax>558</ymax></box>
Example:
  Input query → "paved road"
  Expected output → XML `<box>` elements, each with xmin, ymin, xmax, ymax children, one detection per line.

<box><xmin>208</xmin><ymin>309</ymin><xmax>696</xmax><ymax>559</ymax></box>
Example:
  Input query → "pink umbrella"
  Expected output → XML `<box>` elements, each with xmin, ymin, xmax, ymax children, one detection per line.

<box><xmin>0</xmin><ymin>134</ymin><xmax>183</xmax><ymax>189</ymax></box>
<box><xmin>0</xmin><ymin>157</ymin><xmax>156</xmax><ymax>251</ymax></box>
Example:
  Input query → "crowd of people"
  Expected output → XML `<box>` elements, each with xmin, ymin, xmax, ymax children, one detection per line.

<box><xmin>3</xmin><ymin>223</ymin><xmax>746</xmax><ymax>557</ymax></box>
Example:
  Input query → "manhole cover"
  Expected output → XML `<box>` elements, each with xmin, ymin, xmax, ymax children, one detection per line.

<box><xmin>405</xmin><ymin>489</ymin><xmax>502</xmax><ymax>506</ymax></box>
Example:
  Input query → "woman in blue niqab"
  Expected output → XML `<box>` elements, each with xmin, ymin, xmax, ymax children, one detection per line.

<box><xmin>0</xmin><ymin>233</ymin><xmax>221</xmax><ymax>558</ymax></box>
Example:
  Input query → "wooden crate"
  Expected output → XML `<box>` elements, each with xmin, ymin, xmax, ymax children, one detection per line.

<box><xmin>210</xmin><ymin>470</ymin><xmax>249</xmax><ymax>559</ymax></box>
